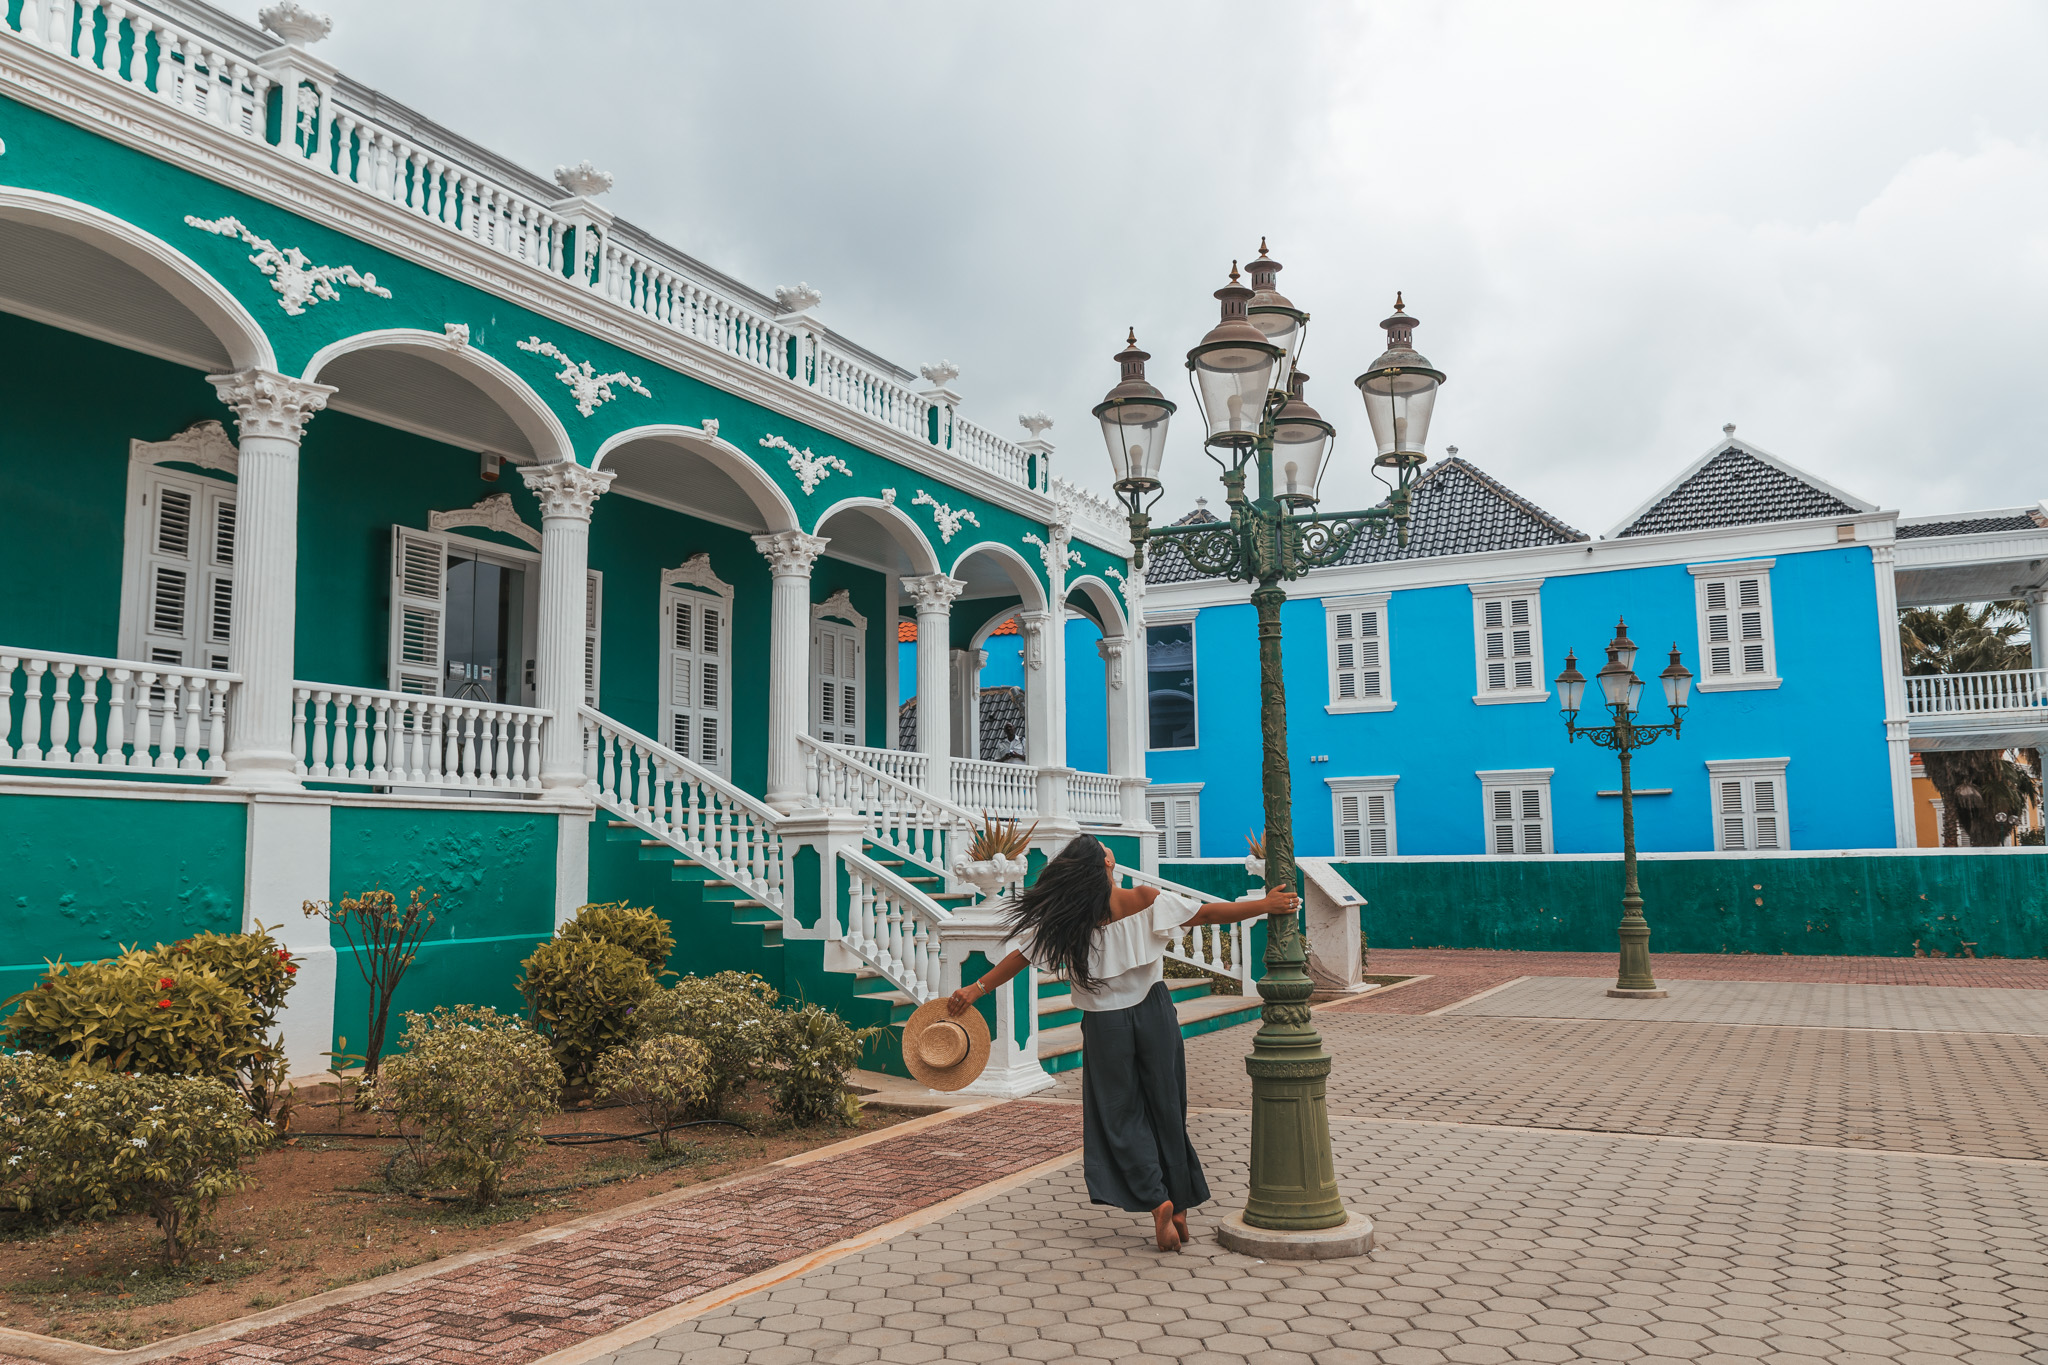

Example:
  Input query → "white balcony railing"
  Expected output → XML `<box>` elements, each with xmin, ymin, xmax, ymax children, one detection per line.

<box><xmin>841</xmin><ymin>745</ymin><xmax>930</xmax><ymax>790</ymax></box>
<box><xmin>1066</xmin><ymin>770</ymin><xmax>1123</xmax><ymax>824</ymax></box>
<box><xmin>1904</xmin><ymin>669</ymin><xmax>2048</xmax><ymax>716</ymax></box>
<box><xmin>1</xmin><ymin>647</ymin><xmax>235</xmax><ymax>774</ymax></box>
<box><xmin>950</xmin><ymin>756</ymin><xmax>1037</xmax><ymax>821</ymax></box>
<box><xmin>840</xmin><ymin>846</ymin><xmax>952</xmax><ymax>1004</ymax></box>
<box><xmin>292</xmin><ymin>684</ymin><xmax>547</xmax><ymax>793</ymax></box>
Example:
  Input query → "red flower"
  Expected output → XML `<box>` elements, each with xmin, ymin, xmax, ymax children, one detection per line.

<box><xmin>158</xmin><ymin>977</ymin><xmax>175</xmax><ymax>989</ymax></box>
<box><xmin>276</xmin><ymin>949</ymin><xmax>290</xmax><ymax>960</ymax></box>
<box><xmin>157</xmin><ymin>1000</ymin><xmax>171</xmax><ymax>1008</ymax></box>
<box><xmin>284</xmin><ymin>965</ymin><xmax>298</xmax><ymax>975</ymax></box>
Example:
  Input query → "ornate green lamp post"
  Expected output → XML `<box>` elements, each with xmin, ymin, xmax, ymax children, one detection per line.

<box><xmin>1096</xmin><ymin>245</ymin><xmax>1439</xmax><ymax>1256</ymax></box>
<box><xmin>1555</xmin><ymin>621</ymin><xmax>1694</xmax><ymax>999</ymax></box>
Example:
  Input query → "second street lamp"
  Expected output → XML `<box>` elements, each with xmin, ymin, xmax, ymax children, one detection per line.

<box><xmin>1556</xmin><ymin>620</ymin><xmax>1695</xmax><ymax>999</ymax></box>
<box><xmin>1100</xmin><ymin>247</ymin><xmax>1438</xmax><ymax>1259</ymax></box>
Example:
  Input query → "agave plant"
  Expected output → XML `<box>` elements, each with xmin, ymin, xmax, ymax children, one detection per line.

<box><xmin>966</xmin><ymin>811</ymin><xmax>1036</xmax><ymax>862</ymax></box>
<box><xmin>1246</xmin><ymin>829</ymin><xmax>1266</xmax><ymax>860</ymax></box>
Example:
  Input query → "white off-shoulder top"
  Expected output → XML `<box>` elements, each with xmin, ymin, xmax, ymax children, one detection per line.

<box><xmin>1006</xmin><ymin>892</ymin><xmax>1203</xmax><ymax>1013</ymax></box>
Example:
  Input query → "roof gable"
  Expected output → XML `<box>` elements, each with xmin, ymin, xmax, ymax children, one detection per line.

<box><xmin>1608</xmin><ymin>434</ymin><xmax>1875</xmax><ymax>539</ymax></box>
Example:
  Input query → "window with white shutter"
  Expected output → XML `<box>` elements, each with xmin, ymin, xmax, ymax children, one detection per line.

<box><xmin>1328</xmin><ymin>776</ymin><xmax>1398</xmax><ymax>858</ymax></box>
<box><xmin>1470</xmin><ymin>581</ymin><xmax>1547</xmax><ymax>703</ymax></box>
<box><xmin>1147</xmin><ymin>784</ymin><xmax>1202</xmax><ymax>860</ymax></box>
<box><xmin>1707</xmin><ymin>759</ymin><xmax>1790</xmax><ymax>851</ymax></box>
<box><xmin>387</xmin><ymin>530</ymin><xmax>549</xmax><ymax>705</ymax></box>
<box><xmin>1690</xmin><ymin>560</ymin><xmax>1779</xmax><ymax>690</ymax></box>
<box><xmin>126</xmin><ymin>467</ymin><xmax>237</xmax><ymax>672</ymax></box>
<box><xmin>1477</xmin><ymin>768</ymin><xmax>1553</xmax><ymax>854</ymax></box>
<box><xmin>584</xmin><ymin>570</ymin><xmax>603</xmax><ymax>707</ymax></box>
<box><xmin>811</xmin><ymin>618</ymin><xmax>865</xmax><ymax>746</ymax></box>
<box><xmin>659</xmin><ymin>556</ymin><xmax>734</xmax><ymax>776</ymax></box>
<box><xmin>1325</xmin><ymin>593</ymin><xmax>1394</xmax><ymax>712</ymax></box>
<box><xmin>389</xmin><ymin>528</ymin><xmax>449</xmax><ymax>695</ymax></box>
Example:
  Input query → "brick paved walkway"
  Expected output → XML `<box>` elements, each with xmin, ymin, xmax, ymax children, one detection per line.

<box><xmin>1448</xmin><ymin>975</ymin><xmax>2048</xmax><ymax>1033</ymax></box>
<box><xmin>0</xmin><ymin>1104</ymin><xmax>1081</xmax><ymax>1365</ymax></box>
<box><xmin>1335</xmin><ymin>947</ymin><xmax>2048</xmax><ymax>1016</ymax></box>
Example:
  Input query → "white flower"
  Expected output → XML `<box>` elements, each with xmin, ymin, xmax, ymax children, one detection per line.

<box><xmin>129</xmin><ymin>1138</ymin><xmax>147</xmax><ymax>1148</ymax></box>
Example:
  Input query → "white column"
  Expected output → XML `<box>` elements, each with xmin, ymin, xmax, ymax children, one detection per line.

<box><xmin>1120</xmin><ymin>564</ymin><xmax>1154</xmax><ymax>835</ymax></box>
<box><xmin>883</xmin><ymin>579</ymin><xmax>902</xmax><ymax>749</ymax></box>
<box><xmin>1020</xmin><ymin>608</ymin><xmax>1071</xmax><ymax>824</ymax></box>
<box><xmin>1099</xmin><ymin>633</ymin><xmax>1150</xmax><ymax>829</ymax></box>
<box><xmin>938</xmin><ymin>907</ymin><xmax>1054</xmax><ymax>1098</ymax></box>
<box><xmin>949</xmin><ymin>647</ymin><xmax>985</xmax><ymax>759</ymax></box>
<box><xmin>1871</xmin><ymin>543</ymin><xmax>1916</xmax><ymax>849</ymax></box>
<box><xmin>520</xmin><ymin>461</ymin><xmax>615</xmax><ymax>799</ymax></box>
<box><xmin>244</xmin><ymin>795</ymin><xmax>335</xmax><ymax>1077</ymax></box>
<box><xmin>2028</xmin><ymin>588</ymin><xmax>2048</xmax><ymax>672</ymax></box>
<box><xmin>753</xmin><ymin>530</ymin><xmax>831</xmax><ymax>811</ymax></box>
<box><xmin>208</xmin><ymin>369</ymin><xmax>334</xmax><ymax>789</ymax></box>
<box><xmin>904</xmin><ymin>573</ymin><xmax>966</xmax><ymax>798</ymax></box>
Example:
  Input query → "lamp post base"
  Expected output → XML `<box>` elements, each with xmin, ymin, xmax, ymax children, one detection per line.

<box><xmin>1607</xmin><ymin>987</ymin><xmax>1669</xmax><ymax>999</ymax></box>
<box><xmin>1216</xmin><ymin>1209</ymin><xmax>1374</xmax><ymax>1260</ymax></box>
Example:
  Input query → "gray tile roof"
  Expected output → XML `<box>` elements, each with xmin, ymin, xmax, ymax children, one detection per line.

<box><xmin>1614</xmin><ymin>447</ymin><xmax>1859</xmax><ymax>537</ymax></box>
<box><xmin>1897</xmin><ymin>513</ymin><xmax>2044</xmax><ymax>540</ymax></box>
<box><xmin>1143</xmin><ymin>457</ymin><xmax>1587</xmax><ymax>585</ymax></box>
<box><xmin>895</xmin><ymin>685</ymin><xmax>1029</xmax><ymax>762</ymax></box>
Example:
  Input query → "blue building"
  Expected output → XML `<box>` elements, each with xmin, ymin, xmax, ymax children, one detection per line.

<box><xmin>1140</xmin><ymin>433</ymin><xmax>2048</xmax><ymax>861</ymax></box>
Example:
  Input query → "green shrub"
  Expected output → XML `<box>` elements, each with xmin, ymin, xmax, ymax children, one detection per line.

<box><xmin>8</xmin><ymin>1065</ymin><xmax>265</xmax><ymax>1263</ymax></box>
<box><xmin>766</xmin><ymin>1004</ymin><xmax>878</xmax><ymax>1127</ymax></box>
<box><xmin>632</xmin><ymin>972</ymin><xmax>779</xmax><ymax>1116</ymax></box>
<box><xmin>157</xmin><ymin>927</ymin><xmax>299</xmax><ymax>1127</ymax></box>
<box><xmin>556</xmin><ymin>902</ymin><xmax>675</xmax><ymax>976</ymax></box>
<box><xmin>1</xmin><ymin>1052</ymin><xmax>68</xmax><ymax>1215</ymax></box>
<box><xmin>591</xmin><ymin>1034</ymin><xmax>711</xmax><ymax>1156</ymax></box>
<box><xmin>1</xmin><ymin>953</ymin><xmax>261</xmax><ymax>1081</ymax></box>
<box><xmin>373</xmin><ymin>1005</ymin><xmax>560</xmax><ymax>1206</ymax></box>
<box><xmin>516</xmin><ymin>936</ymin><xmax>658</xmax><ymax>1082</ymax></box>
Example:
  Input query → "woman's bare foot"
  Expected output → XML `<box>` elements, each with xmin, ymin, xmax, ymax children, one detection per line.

<box><xmin>1173</xmin><ymin>1210</ymin><xmax>1189</xmax><ymax>1245</ymax></box>
<box><xmin>1153</xmin><ymin>1201</ymin><xmax>1180</xmax><ymax>1252</ymax></box>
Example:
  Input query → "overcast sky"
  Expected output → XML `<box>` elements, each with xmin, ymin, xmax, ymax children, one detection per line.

<box><xmin>302</xmin><ymin>1</ymin><xmax>2048</xmax><ymax>534</ymax></box>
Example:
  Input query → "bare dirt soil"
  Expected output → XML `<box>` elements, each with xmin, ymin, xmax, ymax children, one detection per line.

<box><xmin>0</xmin><ymin>1081</ymin><xmax>908</xmax><ymax>1350</ymax></box>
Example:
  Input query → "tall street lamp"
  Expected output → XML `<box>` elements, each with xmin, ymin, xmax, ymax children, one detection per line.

<box><xmin>1097</xmin><ymin>244</ymin><xmax>1438</xmax><ymax>1258</ymax></box>
<box><xmin>1555</xmin><ymin>621</ymin><xmax>1694</xmax><ymax>999</ymax></box>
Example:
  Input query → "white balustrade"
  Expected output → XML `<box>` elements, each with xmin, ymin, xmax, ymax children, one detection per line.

<box><xmin>0</xmin><ymin>647</ymin><xmax>234</xmax><ymax>775</ymax></box>
<box><xmin>842</xmin><ymin>745</ymin><xmax>930</xmax><ymax>789</ymax></box>
<box><xmin>951</xmin><ymin>756</ymin><xmax>1039</xmax><ymax>821</ymax></box>
<box><xmin>584</xmin><ymin>707</ymin><xmax>786</xmax><ymax>909</ymax></box>
<box><xmin>841</xmin><ymin>847</ymin><xmax>951</xmax><ymax>1004</ymax></box>
<box><xmin>1904</xmin><ymin>669</ymin><xmax>2048</xmax><ymax>715</ymax></box>
<box><xmin>1065</xmin><ymin>770</ymin><xmax>1123</xmax><ymax>824</ymax></box>
<box><xmin>0</xmin><ymin>4</ymin><xmax>1048</xmax><ymax>495</ymax></box>
<box><xmin>291</xmin><ymin>684</ymin><xmax>546</xmax><ymax>793</ymax></box>
<box><xmin>799</xmin><ymin>734</ymin><xmax>973</xmax><ymax>882</ymax></box>
<box><xmin>1117</xmin><ymin>864</ymin><xmax>1254</xmax><ymax>987</ymax></box>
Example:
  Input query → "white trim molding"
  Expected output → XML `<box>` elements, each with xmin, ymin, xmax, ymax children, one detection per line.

<box><xmin>1327</xmin><ymin>774</ymin><xmax>1398</xmax><ymax>858</ymax></box>
<box><xmin>1688</xmin><ymin>558</ymin><xmax>1780</xmax><ymax>692</ymax></box>
<box><xmin>1146</xmin><ymin>782</ymin><xmax>1204</xmax><ymax>860</ymax></box>
<box><xmin>1324</xmin><ymin>592</ymin><xmax>1395</xmax><ymax>714</ymax></box>
<box><xmin>1705</xmin><ymin>757</ymin><xmax>1792</xmax><ymax>852</ymax></box>
<box><xmin>1477</xmin><ymin>768</ymin><xmax>1555</xmax><ymax>856</ymax></box>
<box><xmin>1469</xmin><ymin>579</ymin><xmax>1548</xmax><ymax>706</ymax></box>
<box><xmin>1871</xmin><ymin>543</ymin><xmax>1916</xmax><ymax>848</ymax></box>
<box><xmin>429</xmin><ymin>492</ymin><xmax>541</xmax><ymax>549</ymax></box>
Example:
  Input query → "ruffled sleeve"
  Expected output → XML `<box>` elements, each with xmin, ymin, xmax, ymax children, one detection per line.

<box><xmin>1147</xmin><ymin>891</ymin><xmax>1202</xmax><ymax>942</ymax></box>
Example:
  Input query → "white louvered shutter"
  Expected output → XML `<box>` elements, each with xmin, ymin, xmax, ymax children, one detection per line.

<box><xmin>1702</xmin><ymin>576</ymin><xmax>1772</xmax><ymax>680</ymax></box>
<box><xmin>1149</xmin><ymin>794</ymin><xmax>1199</xmax><ymax>860</ymax></box>
<box><xmin>1330</xmin><ymin>608</ymin><xmax>1385</xmax><ymax>704</ymax></box>
<box><xmin>388</xmin><ymin>528</ymin><xmax>447</xmax><ymax>695</ymax></box>
<box><xmin>662</xmin><ymin>586</ymin><xmax>727</xmax><ymax>775</ymax></box>
<box><xmin>1718</xmin><ymin>775</ymin><xmax>1785</xmax><ymax>851</ymax></box>
<box><xmin>584</xmin><ymin>570</ymin><xmax>603</xmax><ymax>707</ymax></box>
<box><xmin>1480</xmin><ymin>596</ymin><xmax>1536</xmax><ymax>692</ymax></box>
<box><xmin>811</xmin><ymin>619</ymin><xmax>863</xmax><ymax>746</ymax></box>
<box><xmin>139</xmin><ymin>470</ymin><xmax>236</xmax><ymax>671</ymax></box>
<box><xmin>1335</xmin><ymin>791</ymin><xmax>1392</xmax><ymax>859</ymax></box>
<box><xmin>1487</xmin><ymin>783</ymin><xmax>1549</xmax><ymax>854</ymax></box>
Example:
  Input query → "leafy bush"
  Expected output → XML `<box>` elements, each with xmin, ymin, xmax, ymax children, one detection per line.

<box><xmin>1</xmin><ymin>1051</ymin><xmax>68</xmax><ymax>1215</ymax></box>
<box><xmin>373</xmin><ymin>1005</ymin><xmax>560</xmax><ymax>1206</ymax></box>
<box><xmin>303</xmin><ymin>888</ymin><xmax>438</xmax><ymax>1081</ymax></box>
<box><xmin>516</xmin><ymin>936</ymin><xmax>658</xmax><ymax>1082</ymax></box>
<box><xmin>1</xmin><ymin>953</ymin><xmax>260</xmax><ymax>1081</ymax></box>
<box><xmin>766</xmin><ymin>1004</ymin><xmax>877</xmax><ymax>1127</ymax></box>
<box><xmin>591</xmin><ymin>1034</ymin><xmax>711</xmax><ymax>1156</ymax></box>
<box><xmin>632</xmin><ymin>972</ymin><xmax>779</xmax><ymax>1116</ymax></box>
<box><xmin>556</xmin><ymin>902</ymin><xmax>675</xmax><ymax>977</ymax></box>
<box><xmin>7</xmin><ymin>1065</ymin><xmax>265</xmax><ymax>1262</ymax></box>
<box><xmin>157</xmin><ymin>927</ymin><xmax>299</xmax><ymax>1128</ymax></box>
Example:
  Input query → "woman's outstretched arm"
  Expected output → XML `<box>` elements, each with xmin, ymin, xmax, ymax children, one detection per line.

<box><xmin>1186</xmin><ymin>887</ymin><xmax>1300</xmax><ymax>926</ymax></box>
<box><xmin>945</xmin><ymin>948</ymin><xmax>1030</xmax><ymax>1016</ymax></box>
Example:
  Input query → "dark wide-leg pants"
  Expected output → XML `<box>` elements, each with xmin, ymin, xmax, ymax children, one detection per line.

<box><xmin>1079</xmin><ymin>979</ymin><xmax>1211</xmax><ymax>1213</ymax></box>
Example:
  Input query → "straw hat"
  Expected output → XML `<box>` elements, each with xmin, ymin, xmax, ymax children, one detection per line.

<box><xmin>902</xmin><ymin>997</ymin><xmax>991</xmax><ymax>1091</ymax></box>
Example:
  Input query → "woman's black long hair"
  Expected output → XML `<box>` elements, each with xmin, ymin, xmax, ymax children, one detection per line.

<box><xmin>1004</xmin><ymin>834</ymin><xmax>1113</xmax><ymax>990</ymax></box>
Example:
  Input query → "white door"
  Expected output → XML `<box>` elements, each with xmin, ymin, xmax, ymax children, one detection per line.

<box><xmin>811</xmin><ymin>618</ymin><xmax>864</xmax><ymax>746</ymax></box>
<box><xmin>662</xmin><ymin>585</ymin><xmax>728</xmax><ymax>775</ymax></box>
<box><xmin>137</xmin><ymin>468</ymin><xmax>236</xmax><ymax>671</ymax></box>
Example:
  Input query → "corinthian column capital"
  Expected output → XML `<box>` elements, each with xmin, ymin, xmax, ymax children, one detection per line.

<box><xmin>519</xmin><ymin>460</ymin><xmax>616</xmax><ymax>521</ymax></box>
<box><xmin>901</xmin><ymin>573</ymin><xmax>968</xmax><ymax>613</ymax></box>
<box><xmin>207</xmin><ymin>369</ymin><xmax>336</xmax><ymax>443</ymax></box>
<box><xmin>751</xmin><ymin>529</ymin><xmax>831</xmax><ymax>577</ymax></box>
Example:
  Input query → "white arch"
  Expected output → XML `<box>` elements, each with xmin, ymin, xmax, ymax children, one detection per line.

<box><xmin>0</xmin><ymin>186</ymin><xmax>275</xmax><ymax>372</ymax></box>
<box><xmin>1065</xmin><ymin>575</ymin><xmax>1130</xmax><ymax>639</ymax></box>
<box><xmin>948</xmin><ymin>540</ymin><xmax>1052</xmax><ymax>613</ymax></box>
<box><xmin>593</xmin><ymin>423</ymin><xmax>801</xmax><ymax>533</ymax></box>
<box><xmin>303</xmin><ymin>328</ymin><xmax>574</xmax><ymax>465</ymax></box>
<box><xmin>810</xmin><ymin>495</ymin><xmax>941</xmax><ymax>576</ymax></box>
<box><xmin>969</xmin><ymin>606</ymin><xmax>1022</xmax><ymax>652</ymax></box>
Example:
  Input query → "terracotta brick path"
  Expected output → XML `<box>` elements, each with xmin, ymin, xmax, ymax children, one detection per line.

<box><xmin>124</xmin><ymin>1103</ymin><xmax>1079</xmax><ymax>1365</ymax></box>
<box><xmin>1335</xmin><ymin>947</ymin><xmax>2048</xmax><ymax>1015</ymax></box>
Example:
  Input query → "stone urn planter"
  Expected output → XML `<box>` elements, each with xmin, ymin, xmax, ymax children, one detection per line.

<box><xmin>1245</xmin><ymin>855</ymin><xmax>1267</xmax><ymax>881</ymax></box>
<box><xmin>954</xmin><ymin>854</ymin><xmax>1027</xmax><ymax>905</ymax></box>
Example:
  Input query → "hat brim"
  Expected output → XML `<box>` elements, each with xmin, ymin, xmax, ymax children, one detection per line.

<box><xmin>902</xmin><ymin>997</ymin><xmax>994</xmax><ymax>1092</ymax></box>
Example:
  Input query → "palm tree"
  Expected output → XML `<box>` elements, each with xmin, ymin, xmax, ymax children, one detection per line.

<box><xmin>1899</xmin><ymin>604</ymin><xmax>2041</xmax><ymax>847</ymax></box>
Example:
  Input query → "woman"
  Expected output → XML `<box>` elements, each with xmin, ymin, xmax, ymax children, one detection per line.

<box><xmin>946</xmin><ymin>834</ymin><xmax>1299</xmax><ymax>1252</ymax></box>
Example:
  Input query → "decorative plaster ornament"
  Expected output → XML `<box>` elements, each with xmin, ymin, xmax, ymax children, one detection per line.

<box><xmin>207</xmin><ymin>369</ymin><xmax>332</xmax><ymax>442</ymax></box>
<box><xmin>1022</xmin><ymin>531</ymin><xmax>1082</xmax><ymax>576</ymax></box>
<box><xmin>185</xmin><ymin>216</ymin><xmax>391</xmax><ymax>316</ymax></box>
<box><xmin>702</xmin><ymin>419</ymin><xmax>719</xmax><ymax>438</ymax></box>
<box><xmin>750</xmin><ymin>530</ymin><xmax>829</xmax><ymax>577</ymax></box>
<box><xmin>133</xmin><ymin>420</ymin><xmax>240</xmax><ymax>474</ymax></box>
<box><xmin>258</xmin><ymin>1</ymin><xmax>332</xmax><ymax>43</ymax></box>
<box><xmin>518</xmin><ymin>460</ymin><xmax>614</xmax><ymax>520</ymax></box>
<box><xmin>1104</xmin><ymin>565</ymin><xmax>1132</xmax><ymax>604</ymax></box>
<box><xmin>761</xmin><ymin>433</ymin><xmax>850</xmax><ymax>495</ymax></box>
<box><xmin>881</xmin><ymin>488</ymin><xmax>897</xmax><ymax>506</ymax></box>
<box><xmin>442</xmin><ymin>323</ymin><xmax>471</xmax><ymax>348</ymax></box>
<box><xmin>919</xmin><ymin>360</ymin><xmax>961</xmax><ymax>388</ymax></box>
<box><xmin>774</xmin><ymin>282</ymin><xmax>823</xmax><ymax>314</ymax></box>
<box><xmin>515</xmin><ymin>336</ymin><xmax>651</xmax><ymax>417</ymax></box>
<box><xmin>1018</xmin><ymin>412</ymin><xmax>1054</xmax><ymax>439</ymax></box>
<box><xmin>429</xmin><ymin>492</ymin><xmax>540</xmax><ymax>549</ymax></box>
<box><xmin>912</xmin><ymin>490</ymin><xmax>980</xmax><ymax>544</ymax></box>
<box><xmin>552</xmin><ymin>161</ymin><xmax>613</xmax><ymax>197</ymax></box>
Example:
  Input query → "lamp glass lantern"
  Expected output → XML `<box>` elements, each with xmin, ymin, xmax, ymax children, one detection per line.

<box><xmin>1555</xmin><ymin>650</ymin><xmax>1587</xmax><ymax>717</ymax></box>
<box><xmin>1246</xmin><ymin>239</ymin><xmax>1308</xmax><ymax>390</ymax></box>
<box><xmin>1094</xmin><ymin>329</ymin><xmax>1176</xmax><ymax>494</ymax></box>
<box><xmin>1271</xmin><ymin>370</ymin><xmax>1334</xmax><ymax>506</ymax></box>
<box><xmin>1660</xmin><ymin>645</ymin><xmax>1694</xmax><ymax>711</ymax></box>
<box><xmin>1596</xmin><ymin>648</ymin><xmax>1634</xmax><ymax>708</ymax></box>
<box><xmin>1188</xmin><ymin>264</ymin><xmax>1282</xmax><ymax>450</ymax></box>
<box><xmin>1354</xmin><ymin>294</ymin><xmax>1445</xmax><ymax>472</ymax></box>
